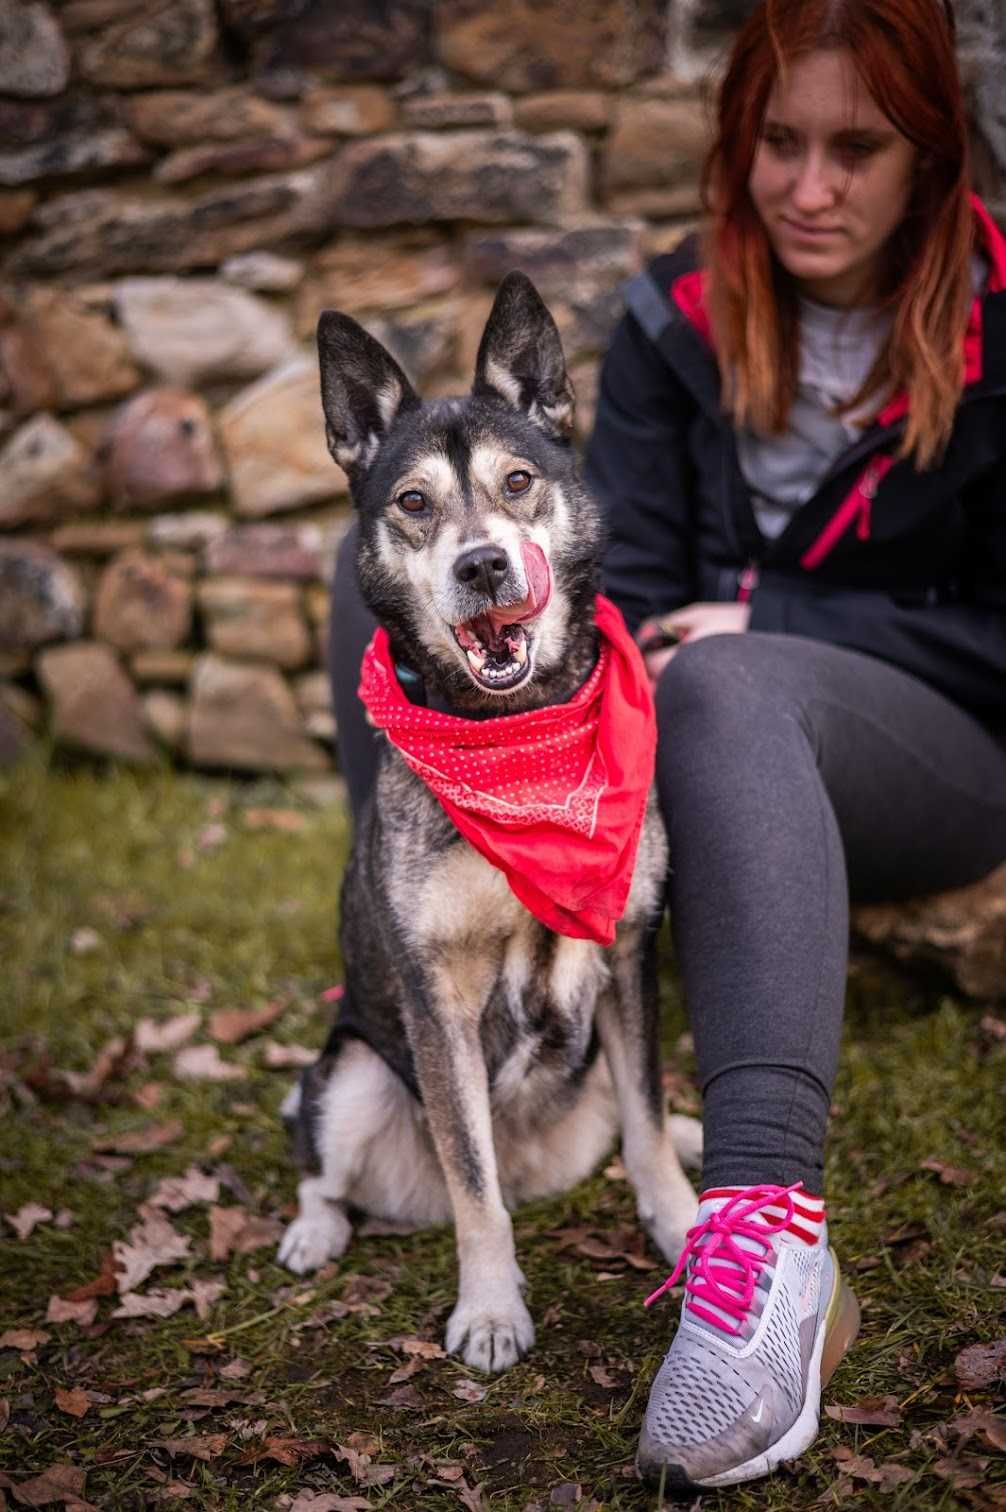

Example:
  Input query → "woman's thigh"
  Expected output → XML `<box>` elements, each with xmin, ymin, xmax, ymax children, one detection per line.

<box><xmin>655</xmin><ymin>632</ymin><xmax>1006</xmax><ymax>903</ymax></box>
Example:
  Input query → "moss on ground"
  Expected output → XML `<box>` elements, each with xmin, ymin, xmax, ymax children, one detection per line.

<box><xmin>0</xmin><ymin>752</ymin><xmax>1003</xmax><ymax>1510</ymax></box>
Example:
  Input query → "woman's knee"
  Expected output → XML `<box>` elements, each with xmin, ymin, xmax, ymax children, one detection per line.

<box><xmin>654</xmin><ymin>633</ymin><xmax>794</xmax><ymax>734</ymax></box>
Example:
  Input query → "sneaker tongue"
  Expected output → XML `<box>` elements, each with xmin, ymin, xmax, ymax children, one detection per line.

<box><xmin>683</xmin><ymin>1196</ymin><xmax>782</xmax><ymax>1340</ymax></box>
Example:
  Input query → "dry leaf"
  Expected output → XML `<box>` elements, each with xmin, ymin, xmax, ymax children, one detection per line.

<box><xmin>825</xmin><ymin>1393</ymin><xmax>902</xmax><ymax>1427</ymax></box>
<box><xmin>237</xmin><ymin>1436</ymin><xmax>328</xmax><ymax>1466</ymax></box>
<box><xmin>53</xmin><ymin>1209</ymin><xmax>75</xmax><ymax>1230</ymax></box>
<box><xmin>155</xmin><ymin>1435</ymin><xmax>228</xmax><ymax>1462</ymax></box>
<box><xmin>135</xmin><ymin>1013</ymin><xmax>201</xmax><ymax>1054</ymax></box>
<box><xmin>208</xmin><ymin>1001</ymin><xmax>285</xmax><ymax>1045</ymax></box>
<box><xmin>549</xmin><ymin>1487</ymin><xmax>582</xmax><ymax>1507</ymax></box>
<box><xmin>399</xmin><ymin>1337</ymin><xmax>446</xmax><ymax>1359</ymax></box>
<box><xmin>388</xmin><ymin>1356</ymin><xmax>426</xmax><ymax>1384</ymax></box>
<box><xmin>218</xmin><ymin>1357</ymin><xmax>251</xmax><ymax>1379</ymax></box>
<box><xmin>53</xmin><ymin>1387</ymin><xmax>91</xmax><ymax>1418</ymax></box>
<box><xmin>65</xmin><ymin>1252</ymin><xmax>117</xmax><ymax>1303</ymax></box>
<box><xmin>174</xmin><ymin>1045</ymin><xmax>246</xmax><ymax>1082</ymax></box>
<box><xmin>113</xmin><ymin>1289</ymin><xmax>190</xmax><ymax>1320</ymax></box>
<box><xmin>113</xmin><ymin>1213</ymin><xmax>192</xmax><ymax>1294</ymax></box>
<box><xmin>4</xmin><ymin>1203</ymin><xmax>53</xmax><ymax>1241</ymax></box>
<box><xmin>933</xmin><ymin>1455</ymin><xmax>991</xmax><ymax>1490</ymax></box>
<box><xmin>46</xmin><ymin>1296</ymin><xmax>98</xmax><ymax>1327</ymax></box>
<box><xmin>379</xmin><ymin>1383</ymin><xmax>426</xmax><ymax>1408</ymax></box>
<box><xmin>288</xmin><ymin>1494</ymin><xmax>371</xmax><ymax>1512</ymax></box>
<box><xmin>132</xmin><ymin>1082</ymin><xmax>164</xmax><ymax>1110</ymax></box>
<box><xmin>955</xmin><ymin>1339</ymin><xmax>1006</xmax><ymax>1389</ymax></box>
<box><xmin>262</xmin><ymin>1041</ymin><xmax>316</xmax><ymax>1069</ymax></box>
<box><xmin>93</xmin><ymin>1119</ymin><xmax>183</xmax><ymax>1155</ymax></box>
<box><xmin>921</xmin><ymin>1158</ymin><xmax>977</xmax><ymax>1186</ymax></box>
<box><xmin>457</xmin><ymin>1478</ymin><xmax>486</xmax><ymax>1511</ymax></box>
<box><xmin>146</xmin><ymin>1166</ymin><xmax>220</xmax><ymax>1213</ymax></box>
<box><xmin>588</xmin><ymin>1364</ymin><xmax>618</xmax><ymax>1389</ymax></box>
<box><xmin>242</xmin><ymin>808</ymin><xmax>308</xmax><ymax>832</ymax></box>
<box><xmin>452</xmin><ymin>1378</ymin><xmax>487</xmax><ymax>1403</ymax></box>
<box><xmin>0</xmin><ymin>1329</ymin><xmax>50</xmax><ymax>1351</ymax></box>
<box><xmin>208</xmin><ymin>1205</ymin><xmax>282</xmax><ymax>1261</ymax></box>
<box><xmin>59</xmin><ymin>1036</ymin><xmax>129</xmax><ymax>1099</ymax></box>
<box><xmin>4</xmin><ymin>1461</ymin><xmax>92</xmax><ymax>1507</ymax></box>
<box><xmin>952</xmin><ymin>1410</ymin><xmax>1006</xmax><ymax>1452</ymax></box>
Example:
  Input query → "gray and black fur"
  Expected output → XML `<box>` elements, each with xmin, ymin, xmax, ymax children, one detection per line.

<box><xmin>279</xmin><ymin>274</ymin><xmax>701</xmax><ymax>1372</ymax></box>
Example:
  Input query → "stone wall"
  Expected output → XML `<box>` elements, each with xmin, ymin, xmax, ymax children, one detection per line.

<box><xmin>1</xmin><ymin>0</ymin><xmax>1003</xmax><ymax>774</ymax></box>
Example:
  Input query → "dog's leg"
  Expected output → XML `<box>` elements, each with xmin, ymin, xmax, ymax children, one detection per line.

<box><xmin>404</xmin><ymin>958</ymin><xmax>534</xmax><ymax>1373</ymax></box>
<box><xmin>597</xmin><ymin>926</ymin><xmax>699</xmax><ymax>1265</ymax></box>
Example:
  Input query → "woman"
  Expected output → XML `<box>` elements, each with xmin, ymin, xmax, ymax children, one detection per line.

<box><xmin>586</xmin><ymin>0</ymin><xmax>1006</xmax><ymax>1490</ymax></box>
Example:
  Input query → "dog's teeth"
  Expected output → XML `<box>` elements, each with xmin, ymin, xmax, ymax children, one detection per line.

<box><xmin>466</xmin><ymin>647</ymin><xmax>486</xmax><ymax>672</ymax></box>
<box><xmin>513</xmin><ymin>639</ymin><xmax>527</xmax><ymax>667</ymax></box>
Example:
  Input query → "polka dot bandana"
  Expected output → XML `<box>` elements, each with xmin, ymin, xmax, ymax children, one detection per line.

<box><xmin>358</xmin><ymin>595</ymin><xmax>657</xmax><ymax>945</ymax></box>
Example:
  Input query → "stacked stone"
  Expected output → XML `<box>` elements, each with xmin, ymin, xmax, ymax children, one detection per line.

<box><xmin>0</xmin><ymin>0</ymin><xmax>1002</xmax><ymax>773</ymax></box>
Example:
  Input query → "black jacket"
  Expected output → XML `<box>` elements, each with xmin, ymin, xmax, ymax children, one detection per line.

<box><xmin>586</xmin><ymin>199</ymin><xmax>1006</xmax><ymax>727</ymax></box>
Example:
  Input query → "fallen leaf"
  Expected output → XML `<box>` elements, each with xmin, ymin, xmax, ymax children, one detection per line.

<box><xmin>288</xmin><ymin>1495</ymin><xmax>371</xmax><ymax>1512</ymax></box>
<box><xmin>399</xmin><ymin>1337</ymin><xmax>446</xmax><ymax>1359</ymax></box>
<box><xmin>145</xmin><ymin>1166</ymin><xmax>220</xmax><ymax>1213</ymax></box>
<box><xmin>0</xmin><ymin>1329</ymin><xmax>50</xmax><ymax>1351</ymax></box>
<box><xmin>113</xmin><ymin>1213</ymin><xmax>192</xmax><ymax>1294</ymax></box>
<box><xmin>46</xmin><ymin>1296</ymin><xmax>98</xmax><ymax>1327</ymax></box>
<box><xmin>379</xmin><ymin>1383</ymin><xmax>426</xmax><ymax>1408</ymax></box>
<box><xmin>549</xmin><ymin>1487</ymin><xmax>581</xmax><ymax>1507</ymax></box>
<box><xmin>113</xmin><ymin>1289</ymin><xmax>190</xmax><ymax>1319</ymax></box>
<box><xmin>53</xmin><ymin>1387</ymin><xmax>91</xmax><ymax>1418</ymax></box>
<box><xmin>242</xmin><ymin>808</ymin><xmax>308</xmax><ymax>832</ymax></box>
<box><xmin>93</xmin><ymin>1119</ymin><xmax>184</xmax><ymax>1155</ymax></box>
<box><xmin>955</xmin><ymin>1339</ymin><xmax>1006</xmax><ymax>1389</ymax></box>
<box><xmin>933</xmin><ymin>1455</ymin><xmax>991</xmax><ymax>1490</ymax></box>
<box><xmin>825</xmin><ymin>1393</ymin><xmax>902</xmax><ymax>1427</ymax></box>
<box><xmin>65</xmin><ymin>1252</ymin><xmax>118</xmax><ymax>1303</ymax></box>
<box><xmin>458</xmin><ymin>1478</ymin><xmax>487</xmax><ymax>1511</ymax></box>
<box><xmin>588</xmin><ymin>1364</ymin><xmax>618</xmax><ymax>1389</ymax></box>
<box><xmin>5</xmin><ymin>1461</ymin><xmax>92</xmax><ymax>1507</ymax></box>
<box><xmin>208</xmin><ymin>1205</ymin><xmax>282</xmax><ymax>1261</ymax></box>
<box><xmin>209</xmin><ymin>1001</ymin><xmax>285</xmax><ymax>1045</ymax></box>
<box><xmin>4</xmin><ymin>1203</ymin><xmax>53</xmax><ymax>1241</ymax></box>
<box><xmin>261</xmin><ymin>1040</ymin><xmax>316</xmax><ymax>1069</ymax></box>
<box><xmin>921</xmin><ymin>1158</ymin><xmax>976</xmax><ymax>1186</ymax></box>
<box><xmin>155</xmin><ymin>1435</ymin><xmax>228</xmax><ymax>1462</ymax></box>
<box><xmin>452</xmin><ymin>1378</ymin><xmax>487</xmax><ymax>1403</ymax></box>
<box><xmin>388</xmin><ymin>1356</ymin><xmax>426</xmax><ymax>1384</ymax></box>
<box><xmin>829</xmin><ymin>1447</ymin><xmax>914</xmax><ymax>1488</ymax></box>
<box><xmin>135</xmin><ymin>1014</ymin><xmax>201</xmax><ymax>1053</ymax></box>
<box><xmin>217</xmin><ymin>1357</ymin><xmax>251</xmax><ymax>1379</ymax></box>
<box><xmin>53</xmin><ymin>1209</ymin><xmax>75</xmax><ymax>1229</ymax></box>
<box><xmin>237</xmin><ymin>1436</ymin><xmax>328</xmax><ymax>1467</ymax></box>
<box><xmin>174</xmin><ymin>1045</ymin><xmax>246</xmax><ymax>1082</ymax></box>
<box><xmin>132</xmin><ymin>1081</ymin><xmax>164</xmax><ymax>1110</ymax></box>
<box><xmin>952</xmin><ymin>1410</ymin><xmax>1006</xmax><ymax>1452</ymax></box>
<box><xmin>59</xmin><ymin>1036</ymin><xmax>130</xmax><ymax>1099</ymax></box>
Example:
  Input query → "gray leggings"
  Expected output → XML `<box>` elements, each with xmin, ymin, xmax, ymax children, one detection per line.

<box><xmin>656</xmin><ymin>633</ymin><xmax>1006</xmax><ymax>1193</ymax></box>
<box><xmin>330</xmin><ymin>534</ymin><xmax>1006</xmax><ymax>1194</ymax></box>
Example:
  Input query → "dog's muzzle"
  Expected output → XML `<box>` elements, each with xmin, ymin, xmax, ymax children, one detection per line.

<box><xmin>449</xmin><ymin>541</ymin><xmax>552</xmax><ymax>693</ymax></box>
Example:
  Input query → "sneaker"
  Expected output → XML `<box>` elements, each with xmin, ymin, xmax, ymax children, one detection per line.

<box><xmin>636</xmin><ymin>1182</ymin><xmax>860</xmax><ymax>1491</ymax></box>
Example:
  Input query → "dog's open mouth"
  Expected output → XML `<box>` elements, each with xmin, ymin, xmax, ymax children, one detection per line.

<box><xmin>451</xmin><ymin>542</ymin><xmax>552</xmax><ymax>693</ymax></box>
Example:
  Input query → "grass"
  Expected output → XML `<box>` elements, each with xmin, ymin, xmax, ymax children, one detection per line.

<box><xmin>0</xmin><ymin>749</ymin><xmax>1003</xmax><ymax>1510</ymax></box>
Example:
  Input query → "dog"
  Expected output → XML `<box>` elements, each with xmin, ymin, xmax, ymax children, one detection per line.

<box><xmin>278</xmin><ymin>273</ymin><xmax>701</xmax><ymax>1373</ymax></box>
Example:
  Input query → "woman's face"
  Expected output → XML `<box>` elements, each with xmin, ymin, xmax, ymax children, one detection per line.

<box><xmin>748</xmin><ymin>48</ymin><xmax>916</xmax><ymax>307</ymax></box>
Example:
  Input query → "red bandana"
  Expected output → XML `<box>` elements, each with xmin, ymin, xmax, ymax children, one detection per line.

<box><xmin>358</xmin><ymin>594</ymin><xmax>657</xmax><ymax>946</ymax></box>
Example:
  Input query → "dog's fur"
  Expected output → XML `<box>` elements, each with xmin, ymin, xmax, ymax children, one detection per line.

<box><xmin>278</xmin><ymin>274</ymin><xmax>701</xmax><ymax>1372</ymax></box>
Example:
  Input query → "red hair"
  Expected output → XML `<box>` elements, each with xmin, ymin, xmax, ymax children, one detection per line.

<box><xmin>703</xmin><ymin>0</ymin><xmax>974</xmax><ymax>468</ymax></box>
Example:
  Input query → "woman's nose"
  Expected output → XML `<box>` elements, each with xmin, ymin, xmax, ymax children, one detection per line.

<box><xmin>790</xmin><ymin>151</ymin><xmax>838</xmax><ymax>213</ymax></box>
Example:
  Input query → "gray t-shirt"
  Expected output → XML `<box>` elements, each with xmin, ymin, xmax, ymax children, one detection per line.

<box><xmin>738</xmin><ymin>259</ymin><xmax>988</xmax><ymax>540</ymax></box>
<box><xmin>737</xmin><ymin>296</ymin><xmax>891</xmax><ymax>539</ymax></box>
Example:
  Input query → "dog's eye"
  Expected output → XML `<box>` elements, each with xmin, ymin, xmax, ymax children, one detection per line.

<box><xmin>506</xmin><ymin>470</ymin><xmax>533</xmax><ymax>495</ymax></box>
<box><xmin>397</xmin><ymin>489</ymin><xmax>427</xmax><ymax>513</ymax></box>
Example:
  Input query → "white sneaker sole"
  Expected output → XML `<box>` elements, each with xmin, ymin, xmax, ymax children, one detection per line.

<box><xmin>691</xmin><ymin>1247</ymin><xmax>861</xmax><ymax>1489</ymax></box>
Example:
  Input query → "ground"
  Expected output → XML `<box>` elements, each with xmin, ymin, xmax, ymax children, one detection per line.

<box><xmin>1</xmin><ymin>753</ymin><xmax>1003</xmax><ymax>1511</ymax></box>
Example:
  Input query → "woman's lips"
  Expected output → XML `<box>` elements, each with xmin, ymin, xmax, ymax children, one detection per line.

<box><xmin>780</xmin><ymin>218</ymin><xmax>842</xmax><ymax>238</ymax></box>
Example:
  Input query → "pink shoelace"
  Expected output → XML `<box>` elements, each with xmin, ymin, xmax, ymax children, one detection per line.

<box><xmin>644</xmin><ymin>1182</ymin><xmax>804</xmax><ymax>1336</ymax></box>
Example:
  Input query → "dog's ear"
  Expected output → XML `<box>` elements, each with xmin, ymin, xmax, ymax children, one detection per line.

<box><xmin>472</xmin><ymin>272</ymin><xmax>575</xmax><ymax>441</ymax></box>
<box><xmin>317</xmin><ymin>310</ymin><xmax>419</xmax><ymax>482</ymax></box>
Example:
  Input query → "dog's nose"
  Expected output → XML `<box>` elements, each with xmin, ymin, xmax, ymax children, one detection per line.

<box><xmin>453</xmin><ymin>543</ymin><xmax>509</xmax><ymax>594</ymax></box>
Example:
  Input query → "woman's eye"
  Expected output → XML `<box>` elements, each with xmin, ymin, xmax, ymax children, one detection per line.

<box><xmin>506</xmin><ymin>470</ymin><xmax>533</xmax><ymax>495</ymax></box>
<box><xmin>762</xmin><ymin>128</ymin><xmax>799</xmax><ymax>156</ymax></box>
<box><xmin>397</xmin><ymin>489</ymin><xmax>427</xmax><ymax>513</ymax></box>
<box><xmin>838</xmin><ymin>138</ymin><xmax>877</xmax><ymax>163</ymax></box>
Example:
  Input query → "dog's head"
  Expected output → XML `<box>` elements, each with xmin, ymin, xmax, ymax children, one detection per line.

<box><xmin>318</xmin><ymin>273</ymin><xmax>602</xmax><ymax>707</ymax></box>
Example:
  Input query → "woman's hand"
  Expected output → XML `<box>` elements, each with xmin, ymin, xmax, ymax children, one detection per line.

<box><xmin>637</xmin><ymin>602</ymin><xmax>752</xmax><ymax>686</ymax></box>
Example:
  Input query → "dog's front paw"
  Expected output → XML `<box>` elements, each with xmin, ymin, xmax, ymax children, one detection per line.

<box><xmin>277</xmin><ymin>1205</ymin><xmax>351</xmax><ymax>1275</ymax></box>
<box><xmin>445</xmin><ymin>1294</ymin><xmax>535</xmax><ymax>1373</ymax></box>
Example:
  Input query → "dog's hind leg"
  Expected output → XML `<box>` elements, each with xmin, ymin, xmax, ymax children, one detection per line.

<box><xmin>278</xmin><ymin>1038</ymin><xmax>402</xmax><ymax>1275</ymax></box>
<box><xmin>597</xmin><ymin>924</ymin><xmax>699</xmax><ymax>1267</ymax></box>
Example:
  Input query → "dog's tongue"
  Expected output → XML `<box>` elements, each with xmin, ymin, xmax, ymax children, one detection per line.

<box><xmin>487</xmin><ymin>542</ymin><xmax>552</xmax><ymax>630</ymax></box>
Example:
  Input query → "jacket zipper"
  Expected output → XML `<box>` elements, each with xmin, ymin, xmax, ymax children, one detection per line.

<box><xmin>736</xmin><ymin>563</ymin><xmax>759</xmax><ymax>602</ymax></box>
<box><xmin>800</xmin><ymin>454</ymin><xmax>896</xmax><ymax>570</ymax></box>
